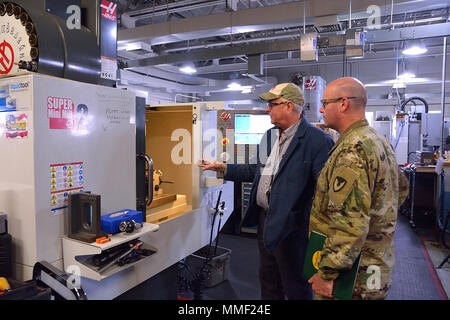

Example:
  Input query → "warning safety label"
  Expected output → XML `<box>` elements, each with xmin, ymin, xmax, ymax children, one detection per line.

<box><xmin>50</xmin><ymin>162</ymin><xmax>84</xmax><ymax>216</ymax></box>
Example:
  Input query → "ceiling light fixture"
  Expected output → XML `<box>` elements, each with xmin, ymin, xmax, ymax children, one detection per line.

<box><xmin>397</xmin><ymin>72</ymin><xmax>416</xmax><ymax>81</ymax></box>
<box><xmin>227</xmin><ymin>82</ymin><xmax>242</xmax><ymax>90</ymax></box>
<box><xmin>179</xmin><ymin>64</ymin><xmax>197</xmax><ymax>74</ymax></box>
<box><xmin>402</xmin><ymin>41</ymin><xmax>428</xmax><ymax>56</ymax></box>
<box><xmin>125</xmin><ymin>42</ymin><xmax>142</xmax><ymax>51</ymax></box>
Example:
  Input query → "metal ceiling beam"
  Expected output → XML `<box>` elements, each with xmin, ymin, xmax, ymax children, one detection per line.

<box><xmin>159</xmin><ymin>31</ymin><xmax>301</xmax><ymax>53</ymax></box>
<box><xmin>149</xmin><ymin>11</ymin><xmax>448</xmax><ymax>54</ymax></box>
<box><xmin>120</xmin><ymin>69</ymin><xmax>209</xmax><ymax>93</ymax></box>
<box><xmin>124</xmin><ymin>23</ymin><xmax>450</xmax><ymax>69</ymax></box>
<box><xmin>125</xmin><ymin>39</ymin><xmax>299</xmax><ymax>68</ymax></box>
<box><xmin>118</xmin><ymin>2</ymin><xmax>307</xmax><ymax>45</ymax></box>
<box><xmin>118</xmin><ymin>0</ymin><xmax>427</xmax><ymax>45</ymax></box>
<box><xmin>119</xmin><ymin>69</ymin><xmax>277</xmax><ymax>94</ymax></box>
<box><xmin>123</xmin><ymin>0</ymin><xmax>224</xmax><ymax>21</ymax></box>
<box><xmin>365</xmin><ymin>22</ymin><xmax>450</xmax><ymax>43</ymax></box>
<box><xmin>149</xmin><ymin>45</ymin><xmax>443</xmax><ymax>75</ymax></box>
<box><xmin>120</xmin><ymin>64</ymin><xmax>208</xmax><ymax>85</ymax></box>
<box><xmin>123</xmin><ymin>0</ymin><xmax>218</xmax><ymax>17</ymax></box>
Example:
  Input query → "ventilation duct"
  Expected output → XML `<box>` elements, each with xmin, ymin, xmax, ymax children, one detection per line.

<box><xmin>314</xmin><ymin>15</ymin><xmax>342</xmax><ymax>33</ymax></box>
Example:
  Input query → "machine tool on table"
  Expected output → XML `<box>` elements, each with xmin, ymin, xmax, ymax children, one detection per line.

<box><xmin>148</xmin><ymin>170</ymin><xmax>177</xmax><ymax>208</ymax></box>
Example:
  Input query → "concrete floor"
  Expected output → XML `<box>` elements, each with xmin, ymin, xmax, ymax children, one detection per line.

<box><xmin>199</xmin><ymin>214</ymin><xmax>449</xmax><ymax>300</ymax></box>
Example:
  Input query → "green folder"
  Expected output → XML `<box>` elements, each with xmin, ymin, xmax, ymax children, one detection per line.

<box><xmin>302</xmin><ymin>231</ymin><xmax>362</xmax><ymax>300</ymax></box>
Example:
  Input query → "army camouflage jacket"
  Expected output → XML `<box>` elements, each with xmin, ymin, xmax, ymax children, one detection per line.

<box><xmin>309</xmin><ymin>119</ymin><xmax>409</xmax><ymax>299</ymax></box>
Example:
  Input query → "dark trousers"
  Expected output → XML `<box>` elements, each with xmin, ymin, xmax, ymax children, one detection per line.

<box><xmin>257</xmin><ymin>209</ymin><xmax>312</xmax><ymax>300</ymax></box>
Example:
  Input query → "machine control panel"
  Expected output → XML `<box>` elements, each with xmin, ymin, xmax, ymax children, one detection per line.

<box><xmin>216</xmin><ymin>110</ymin><xmax>272</xmax><ymax>178</ymax></box>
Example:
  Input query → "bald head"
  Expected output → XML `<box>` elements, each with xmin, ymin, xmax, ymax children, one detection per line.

<box><xmin>327</xmin><ymin>77</ymin><xmax>367</xmax><ymax>109</ymax></box>
<box><xmin>320</xmin><ymin>77</ymin><xmax>368</xmax><ymax>134</ymax></box>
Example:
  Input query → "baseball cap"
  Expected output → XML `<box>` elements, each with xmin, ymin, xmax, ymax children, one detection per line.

<box><xmin>260</xmin><ymin>83</ymin><xmax>304</xmax><ymax>105</ymax></box>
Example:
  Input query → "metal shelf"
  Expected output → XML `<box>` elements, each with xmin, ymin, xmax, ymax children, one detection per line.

<box><xmin>62</xmin><ymin>223</ymin><xmax>159</xmax><ymax>281</ymax></box>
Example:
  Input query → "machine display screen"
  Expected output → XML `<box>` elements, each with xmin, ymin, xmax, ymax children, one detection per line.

<box><xmin>235</xmin><ymin>114</ymin><xmax>273</xmax><ymax>144</ymax></box>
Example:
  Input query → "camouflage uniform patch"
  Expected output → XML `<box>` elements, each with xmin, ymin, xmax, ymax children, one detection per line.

<box><xmin>329</xmin><ymin>166</ymin><xmax>359</xmax><ymax>207</ymax></box>
<box><xmin>309</xmin><ymin>119</ymin><xmax>409</xmax><ymax>300</ymax></box>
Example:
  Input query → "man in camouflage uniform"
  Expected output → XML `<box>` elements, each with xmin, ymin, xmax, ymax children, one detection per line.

<box><xmin>307</xmin><ymin>77</ymin><xmax>409</xmax><ymax>300</ymax></box>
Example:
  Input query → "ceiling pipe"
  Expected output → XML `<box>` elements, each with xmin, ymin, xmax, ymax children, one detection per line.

<box><xmin>118</xmin><ymin>0</ymin><xmax>438</xmax><ymax>46</ymax></box>
<box><xmin>303</xmin><ymin>0</ymin><xmax>306</xmax><ymax>34</ymax></box>
<box><xmin>122</xmin><ymin>0</ymin><xmax>224</xmax><ymax>21</ymax></box>
<box><xmin>119</xmin><ymin>69</ymin><xmax>278</xmax><ymax>94</ymax></box>
<box><xmin>349</xmin><ymin>0</ymin><xmax>352</xmax><ymax>29</ymax></box>
<box><xmin>440</xmin><ymin>36</ymin><xmax>447</xmax><ymax>157</ymax></box>
<box><xmin>151</xmin><ymin>45</ymin><xmax>446</xmax><ymax>75</ymax></box>
<box><xmin>124</xmin><ymin>0</ymin><xmax>217</xmax><ymax>16</ymax></box>
<box><xmin>175</xmin><ymin>94</ymin><xmax>203</xmax><ymax>103</ymax></box>
<box><xmin>390</xmin><ymin>0</ymin><xmax>395</xmax><ymax>27</ymax></box>
<box><xmin>151</xmin><ymin>10</ymin><xmax>449</xmax><ymax>55</ymax></box>
<box><xmin>151</xmin><ymin>11</ymin><xmax>448</xmax><ymax>55</ymax></box>
<box><xmin>124</xmin><ymin>23</ymin><xmax>450</xmax><ymax>69</ymax></box>
<box><xmin>159</xmin><ymin>31</ymin><xmax>301</xmax><ymax>53</ymax></box>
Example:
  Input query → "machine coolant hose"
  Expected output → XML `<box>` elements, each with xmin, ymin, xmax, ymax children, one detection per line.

<box><xmin>400</xmin><ymin>97</ymin><xmax>429</xmax><ymax>113</ymax></box>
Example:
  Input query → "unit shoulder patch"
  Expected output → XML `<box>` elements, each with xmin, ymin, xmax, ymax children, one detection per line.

<box><xmin>329</xmin><ymin>166</ymin><xmax>359</xmax><ymax>207</ymax></box>
<box><xmin>333</xmin><ymin>176</ymin><xmax>347</xmax><ymax>192</ymax></box>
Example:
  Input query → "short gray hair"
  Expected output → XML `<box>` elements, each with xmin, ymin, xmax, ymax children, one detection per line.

<box><xmin>292</xmin><ymin>102</ymin><xmax>303</xmax><ymax>114</ymax></box>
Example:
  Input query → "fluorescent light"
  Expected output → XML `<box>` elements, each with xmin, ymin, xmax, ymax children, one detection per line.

<box><xmin>225</xmin><ymin>83</ymin><xmax>253</xmax><ymax>92</ymax></box>
<box><xmin>402</xmin><ymin>45</ymin><xmax>428</xmax><ymax>56</ymax></box>
<box><xmin>179</xmin><ymin>65</ymin><xmax>197</xmax><ymax>74</ymax></box>
<box><xmin>227</xmin><ymin>82</ymin><xmax>242</xmax><ymax>90</ymax></box>
<box><xmin>235</xmin><ymin>26</ymin><xmax>257</xmax><ymax>33</ymax></box>
<box><xmin>398</xmin><ymin>72</ymin><xmax>416</xmax><ymax>81</ymax></box>
<box><xmin>393</xmin><ymin>81</ymin><xmax>406</xmax><ymax>89</ymax></box>
<box><xmin>125</xmin><ymin>43</ymin><xmax>142</xmax><ymax>51</ymax></box>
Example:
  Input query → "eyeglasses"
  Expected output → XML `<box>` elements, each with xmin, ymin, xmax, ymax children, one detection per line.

<box><xmin>320</xmin><ymin>96</ymin><xmax>357</xmax><ymax>108</ymax></box>
<box><xmin>267</xmin><ymin>101</ymin><xmax>288</xmax><ymax>108</ymax></box>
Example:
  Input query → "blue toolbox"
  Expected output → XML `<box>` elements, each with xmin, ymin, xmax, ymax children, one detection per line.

<box><xmin>101</xmin><ymin>209</ymin><xmax>143</xmax><ymax>234</ymax></box>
